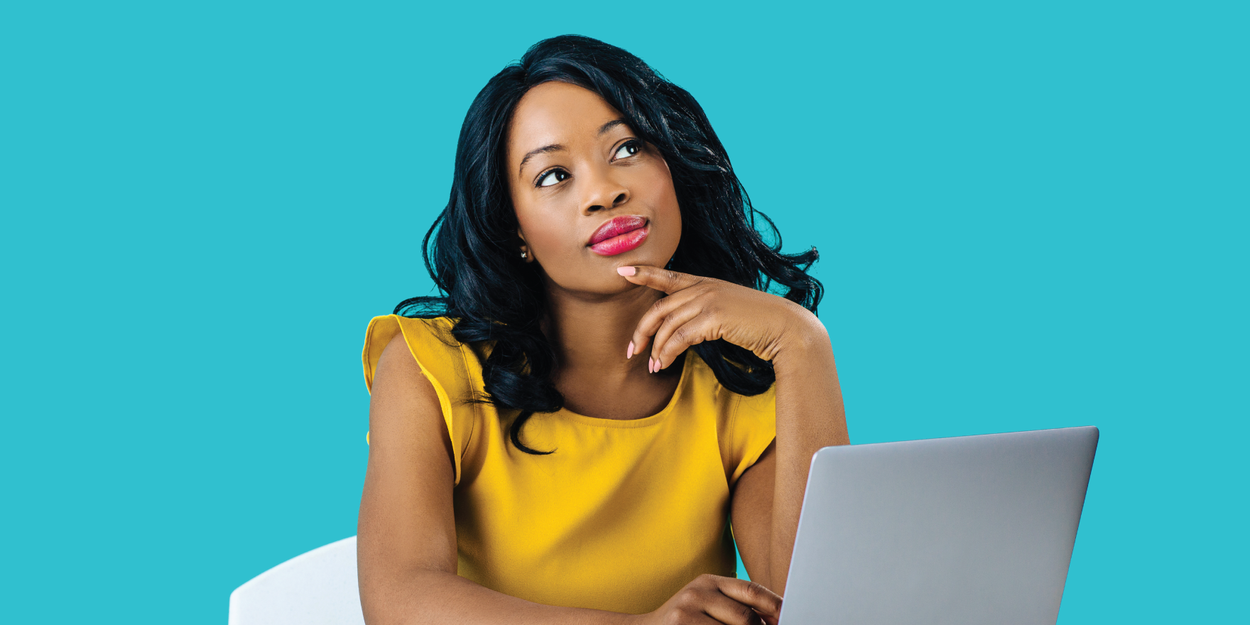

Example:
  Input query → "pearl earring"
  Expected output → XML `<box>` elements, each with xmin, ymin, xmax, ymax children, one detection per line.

<box><xmin>521</xmin><ymin>250</ymin><xmax>528</xmax><ymax>259</ymax></box>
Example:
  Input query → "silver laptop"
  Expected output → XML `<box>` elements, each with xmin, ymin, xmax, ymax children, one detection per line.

<box><xmin>778</xmin><ymin>426</ymin><xmax>1098</xmax><ymax>624</ymax></box>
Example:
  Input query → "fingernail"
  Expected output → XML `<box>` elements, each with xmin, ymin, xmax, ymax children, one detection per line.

<box><xmin>648</xmin><ymin>357</ymin><xmax>655</xmax><ymax>373</ymax></box>
<box><xmin>626</xmin><ymin>341</ymin><xmax>634</xmax><ymax>359</ymax></box>
<box><xmin>616</xmin><ymin>266</ymin><xmax>636</xmax><ymax>276</ymax></box>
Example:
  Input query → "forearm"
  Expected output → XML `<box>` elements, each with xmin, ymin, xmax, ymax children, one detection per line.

<box><xmin>767</xmin><ymin>318</ymin><xmax>850</xmax><ymax>594</ymax></box>
<box><xmin>363</xmin><ymin>568</ymin><xmax>636</xmax><ymax>625</ymax></box>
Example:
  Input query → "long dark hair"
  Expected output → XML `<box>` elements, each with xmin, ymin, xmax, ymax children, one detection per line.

<box><xmin>395</xmin><ymin>34</ymin><xmax>822</xmax><ymax>454</ymax></box>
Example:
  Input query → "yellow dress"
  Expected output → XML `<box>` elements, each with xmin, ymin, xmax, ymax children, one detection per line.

<box><xmin>362</xmin><ymin>314</ymin><xmax>776</xmax><ymax>614</ymax></box>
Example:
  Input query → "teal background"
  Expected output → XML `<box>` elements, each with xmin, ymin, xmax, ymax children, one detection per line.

<box><xmin>2</xmin><ymin>1</ymin><xmax>1245</xmax><ymax>622</ymax></box>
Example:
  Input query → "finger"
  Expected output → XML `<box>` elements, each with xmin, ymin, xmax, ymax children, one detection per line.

<box><xmin>629</xmin><ymin>286</ymin><xmax>705</xmax><ymax>358</ymax></box>
<box><xmin>700</xmin><ymin>589</ymin><xmax>771</xmax><ymax>625</ymax></box>
<box><xmin>715</xmin><ymin>578</ymin><xmax>783</xmax><ymax>623</ymax></box>
<box><xmin>649</xmin><ymin>305</ymin><xmax>712</xmax><ymax>372</ymax></box>
<box><xmin>687</xmin><ymin>614</ymin><xmax>724</xmax><ymax>625</ymax></box>
<box><xmin>617</xmin><ymin>265</ymin><xmax>706</xmax><ymax>295</ymax></box>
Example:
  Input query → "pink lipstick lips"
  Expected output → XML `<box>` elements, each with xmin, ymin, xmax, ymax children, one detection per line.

<box><xmin>588</xmin><ymin>215</ymin><xmax>649</xmax><ymax>256</ymax></box>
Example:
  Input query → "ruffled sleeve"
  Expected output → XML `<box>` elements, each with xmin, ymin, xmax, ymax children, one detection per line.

<box><xmin>361</xmin><ymin>314</ymin><xmax>479</xmax><ymax>486</ymax></box>
<box><xmin>725</xmin><ymin>385</ymin><xmax>778</xmax><ymax>488</ymax></box>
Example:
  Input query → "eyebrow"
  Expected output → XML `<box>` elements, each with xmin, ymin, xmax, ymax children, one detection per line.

<box><xmin>517</xmin><ymin>118</ymin><xmax>630</xmax><ymax>178</ymax></box>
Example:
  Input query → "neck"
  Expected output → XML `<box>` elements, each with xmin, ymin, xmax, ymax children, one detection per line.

<box><xmin>540</xmin><ymin>279</ymin><xmax>661</xmax><ymax>383</ymax></box>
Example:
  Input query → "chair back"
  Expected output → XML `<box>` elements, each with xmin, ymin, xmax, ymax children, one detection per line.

<box><xmin>228</xmin><ymin>535</ymin><xmax>365</xmax><ymax>625</ymax></box>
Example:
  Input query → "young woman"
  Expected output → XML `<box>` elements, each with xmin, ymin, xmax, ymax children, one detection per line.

<box><xmin>357</xmin><ymin>35</ymin><xmax>849</xmax><ymax>625</ymax></box>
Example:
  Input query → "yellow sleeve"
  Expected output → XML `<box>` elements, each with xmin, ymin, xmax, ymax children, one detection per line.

<box><xmin>361</xmin><ymin>314</ymin><xmax>478</xmax><ymax>486</ymax></box>
<box><xmin>726</xmin><ymin>385</ymin><xmax>777</xmax><ymax>488</ymax></box>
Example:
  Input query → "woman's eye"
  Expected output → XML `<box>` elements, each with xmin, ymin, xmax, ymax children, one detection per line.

<box><xmin>536</xmin><ymin>169</ymin><xmax>569</xmax><ymax>188</ymax></box>
<box><xmin>614</xmin><ymin>140</ymin><xmax>642</xmax><ymax>160</ymax></box>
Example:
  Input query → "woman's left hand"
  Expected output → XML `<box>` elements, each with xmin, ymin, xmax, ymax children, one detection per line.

<box><xmin>618</xmin><ymin>265</ymin><xmax>826</xmax><ymax>371</ymax></box>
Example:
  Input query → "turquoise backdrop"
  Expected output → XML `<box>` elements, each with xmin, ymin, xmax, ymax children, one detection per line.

<box><xmin>2</xmin><ymin>1</ymin><xmax>1245</xmax><ymax>622</ymax></box>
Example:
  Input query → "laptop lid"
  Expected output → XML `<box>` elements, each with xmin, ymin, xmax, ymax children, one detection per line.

<box><xmin>777</xmin><ymin>426</ymin><xmax>1098</xmax><ymax>625</ymax></box>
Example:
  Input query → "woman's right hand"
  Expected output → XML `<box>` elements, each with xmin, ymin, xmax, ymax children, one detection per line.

<box><xmin>628</xmin><ymin>574</ymin><xmax>783</xmax><ymax>625</ymax></box>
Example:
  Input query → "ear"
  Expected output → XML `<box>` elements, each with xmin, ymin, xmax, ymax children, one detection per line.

<box><xmin>516</xmin><ymin>228</ymin><xmax>532</xmax><ymax>262</ymax></box>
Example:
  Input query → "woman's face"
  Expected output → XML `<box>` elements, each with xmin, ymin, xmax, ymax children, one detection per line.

<box><xmin>506</xmin><ymin>81</ymin><xmax>682</xmax><ymax>296</ymax></box>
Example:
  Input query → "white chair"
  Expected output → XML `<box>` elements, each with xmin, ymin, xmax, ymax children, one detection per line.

<box><xmin>228</xmin><ymin>535</ymin><xmax>366</xmax><ymax>625</ymax></box>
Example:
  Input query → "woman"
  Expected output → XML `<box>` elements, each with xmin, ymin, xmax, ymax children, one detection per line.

<box><xmin>357</xmin><ymin>34</ymin><xmax>849</xmax><ymax>625</ymax></box>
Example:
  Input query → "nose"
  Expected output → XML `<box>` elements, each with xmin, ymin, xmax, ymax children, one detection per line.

<box><xmin>580</xmin><ymin>167</ymin><xmax>630</xmax><ymax>214</ymax></box>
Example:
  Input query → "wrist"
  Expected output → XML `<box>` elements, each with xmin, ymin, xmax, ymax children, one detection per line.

<box><xmin>773</xmin><ymin>308</ymin><xmax>830</xmax><ymax>366</ymax></box>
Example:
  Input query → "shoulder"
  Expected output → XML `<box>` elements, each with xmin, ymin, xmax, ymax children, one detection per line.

<box><xmin>362</xmin><ymin>315</ymin><xmax>488</xmax><ymax>486</ymax></box>
<box><xmin>684</xmin><ymin>351</ymin><xmax>776</xmax><ymax>421</ymax></box>
<box><xmin>366</xmin><ymin>314</ymin><xmax>460</xmax><ymax>348</ymax></box>
<box><xmin>687</xmin><ymin>352</ymin><xmax>775</xmax><ymax>487</ymax></box>
<box><xmin>362</xmin><ymin>315</ymin><xmax>476</xmax><ymax>392</ymax></box>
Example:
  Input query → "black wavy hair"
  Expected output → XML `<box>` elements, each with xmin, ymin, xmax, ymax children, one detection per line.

<box><xmin>395</xmin><ymin>34</ymin><xmax>822</xmax><ymax>454</ymax></box>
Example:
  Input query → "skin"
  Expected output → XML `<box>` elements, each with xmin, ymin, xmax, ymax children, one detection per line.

<box><xmin>509</xmin><ymin>81</ymin><xmax>687</xmax><ymax>420</ymax></box>
<box><xmin>357</xmin><ymin>81</ymin><xmax>850</xmax><ymax>625</ymax></box>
